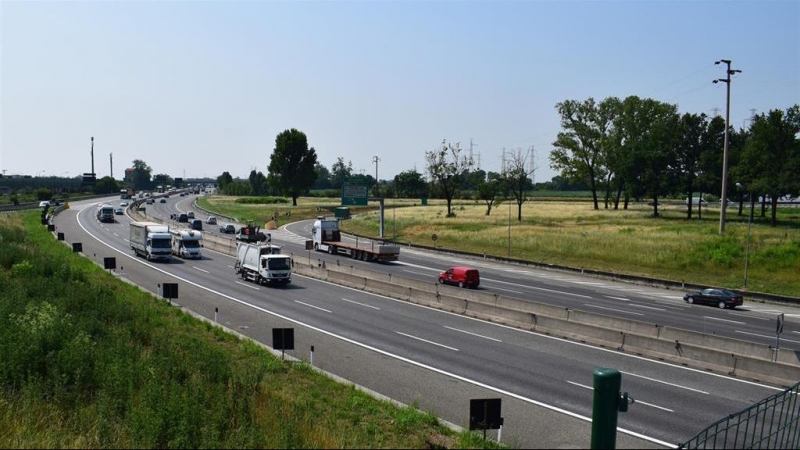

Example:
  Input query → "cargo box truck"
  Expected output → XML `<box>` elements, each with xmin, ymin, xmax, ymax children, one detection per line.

<box><xmin>130</xmin><ymin>221</ymin><xmax>172</xmax><ymax>261</ymax></box>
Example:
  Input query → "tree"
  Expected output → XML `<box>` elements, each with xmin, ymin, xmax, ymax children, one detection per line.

<box><xmin>503</xmin><ymin>148</ymin><xmax>536</xmax><ymax>221</ymax></box>
<box><xmin>130</xmin><ymin>159</ymin><xmax>152</xmax><ymax>191</ymax></box>
<box><xmin>393</xmin><ymin>169</ymin><xmax>428</xmax><ymax>199</ymax></box>
<box><xmin>94</xmin><ymin>176</ymin><xmax>120</xmax><ymax>195</ymax></box>
<box><xmin>551</xmin><ymin>97</ymin><xmax>618</xmax><ymax>210</ymax></box>
<box><xmin>330</xmin><ymin>157</ymin><xmax>353</xmax><ymax>189</ymax></box>
<box><xmin>425</xmin><ymin>140</ymin><xmax>474</xmax><ymax>217</ymax></box>
<box><xmin>477</xmin><ymin>178</ymin><xmax>500</xmax><ymax>216</ymax></box>
<box><xmin>267</xmin><ymin>128</ymin><xmax>319</xmax><ymax>206</ymax></box>
<box><xmin>738</xmin><ymin>105</ymin><xmax>800</xmax><ymax>226</ymax></box>
<box><xmin>217</xmin><ymin>172</ymin><xmax>233</xmax><ymax>192</ymax></box>
<box><xmin>675</xmin><ymin>113</ymin><xmax>709</xmax><ymax>219</ymax></box>
<box><xmin>312</xmin><ymin>162</ymin><xmax>332</xmax><ymax>190</ymax></box>
<box><xmin>152</xmin><ymin>174</ymin><xmax>173</xmax><ymax>188</ymax></box>
<box><xmin>612</xmin><ymin>96</ymin><xmax>680</xmax><ymax>216</ymax></box>
<box><xmin>249</xmin><ymin>170</ymin><xmax>269</xmax><ymax>196</ymax></box>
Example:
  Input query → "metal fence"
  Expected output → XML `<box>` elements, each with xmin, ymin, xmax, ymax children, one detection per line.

<box><xmin>680</xmin><ymin>381</ymin><xmax>800</xmax><ymax>449</ymax></box>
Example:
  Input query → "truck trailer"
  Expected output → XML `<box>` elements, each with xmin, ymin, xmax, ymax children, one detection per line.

<box><xmin>170</xmin><ymin>228</ymin><xmax>203</xmax><ymax>259</ymax></box>
<box><xmin>234</xmin><ymin>242</ymin><xmax>291</xmax><ymax>286</ymax></box>
<box><xmin>130</xmin><ymin>221</ymin><xmax>172</xmax><ymax>261</ymax></box>
<box><xmin>311</xmin><ymin>217</ymin><xmax>400</xmax><ymax>262</ymax></box>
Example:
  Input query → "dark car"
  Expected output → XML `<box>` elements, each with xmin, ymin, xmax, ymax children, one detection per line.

<box><xmin>189</xmin><ymin>219</ymin><xmax>202</xmax><ymax>231</ymax></box>
<box><xmin>684</xmin><ymin>288</ymin><xmax>743</xmax><ymax>309</ymax></box>
<box><xmin>115</xmin><ymin>207</ymin><xmax>124</xmax><ymax>215</ymax></box>
<box><xmin>438</xmin><ymin>266</ymin><xmax>480</xmax><ymax>289</ymax></box>
<box><xmin>159</xmin><ymin>198</ymin><xmax>166</xmax><ymax>203</ymax></box>
<box><xmin>177</xmin><ymin>213</ymin><xmax>189</xmax><ymax>223</ymax></box>
<box><xmin>219</xmin><ymin>223</ymin><xmax>236</xmax><ymax>234</ymax></box>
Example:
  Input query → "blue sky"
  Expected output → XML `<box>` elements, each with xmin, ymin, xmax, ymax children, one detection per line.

<box><xmin>2</xmin><ymin>0</ymin><xmax>798</xmax><ymax>185</ymax></box>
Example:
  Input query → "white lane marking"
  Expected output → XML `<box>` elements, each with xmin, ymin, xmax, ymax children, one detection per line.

<box><xmin>574</xmin><ymin>282</ymin><xmax>606</xmax><ymax>286</ymax></box>
<box><xmin>793</xmin><ymin>331</ymin><xmax>800</xmax><ymax>335</ymax></box>
<box><xmin>606</xmin><ymin>296</ymin><xmax>630</xmax><ymax>301</ymax></box>
<box><xmin>444</xmin><ymin>326</ymin><xmax>502</xmax><ymax>342</ymax></box>
<box><xmin>627</xmin><ymin>304</ymin><xmax>666</xmax><ymax>312</ymax></box>
<box><xmin>295</xmin><ymin>300</ymin><xmax>332</xmax><ymax>313</ymax></box>
<box><xmin>403</xmin><ymin>269</ymin><xmax>435</xmax><ymax>276</ymax></box>
<box><xmin>635</xmin><ymin>399</ymin><xmax>674</xmax><ymax>413</ymax></box>
<box><xmin>113</xmin><ymin>233</ymin><xmax>119</xmax><ymax>237</ymax></box>
<box><xmin>489</xmin><ymin>286</ymin><xmax>524</xmax><ymax>294</ymax></box>
<box><xmin>703</xmin><ymin>316</ymin><xmax>745</xmax><ymax>325</ymax></box>
<box><xmin>235</xmin><ymin>281</ymin><xmax>260</xmax><ymax>290</ymax></box>
<box><xmin>342</xmin><ymin>297</ymin><xmax>381</xmax><ymax>310</ymax></box>
<box><xmin>566</xmin><ymin>381</ymin><xmax>674</xmax><ymax>412</ymax></box>
<box><xmin>396</xmin><ymin>331</ymin><xmax>459</xmax><ymax>351</ymax></box>
<box><xmin>736</xmin><ymin>331</ymin><xmax>800</xmax><ymax>345</ymax></box>
<box><xmin>194</xmin><ymin>267</ymin><xmax>210</xmax><ymax>274</ymax></box>
<box><xmin>727</xmin><ymin>312</ymin><xmax>769</xmax><ymax>321</ymax></box>
<box><xmin>621</xmin><ymin>371</ymin><xmax>709</xmax><ymax>395</ymax></box>
<box><xmin>583</xmin><ymin>304</ymin><xmax>644</xmax><ymax>316</ymax></box>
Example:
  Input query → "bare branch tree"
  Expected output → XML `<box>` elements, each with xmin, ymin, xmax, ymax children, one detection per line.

<box><xmin>425</xmin><ymin>140</ymin><xmax>474</xmax><ymax>217</ymax></box>
<box><xmin>503</xmin><ymin>147</ymin><xmax>536</xmax><ymax>221</ymax></box>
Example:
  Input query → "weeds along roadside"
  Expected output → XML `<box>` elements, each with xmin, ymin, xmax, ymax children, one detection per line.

<box><xmin>0</xmin><ymin>211</ymin><xmax>499</xmax><ymax>449</ymax></box>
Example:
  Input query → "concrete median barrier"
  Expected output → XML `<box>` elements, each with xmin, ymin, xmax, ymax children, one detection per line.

<box><xmin>326</xmin><ymin>271</ymin><xmax>366</xmax><ymax>290</ymax></box>
<box><xmin>495</xmin><ymin>296</ymin><xmax>571</xmax><ymax>321</ymax></box>
<box><xmin>734</xmin><ymin>356</ymin><xmax>800</xmax><ymax>384</ymax></box>
<box><xmin>465</xmin><ymin>301</ymin><xmax>534</xmax><ymax>326</ymax></box>
<box><xmin>660</xmin><ymin>327</ymin><xmax>779</xmax><ymax>363</ymax></box>
<box><xmin>365</xmin><ymin>278</ymin><xmax>411</xmax><ymax>300</ymax></box>
<box><xmin>569</xmin><ymin>309</ymin><xmax>661</xmax><ymax>338</ymax></box>
<box><xmin>408</xmin><ymin>289</ymin><xmax>467</xmax><ymax>314</ymax></box>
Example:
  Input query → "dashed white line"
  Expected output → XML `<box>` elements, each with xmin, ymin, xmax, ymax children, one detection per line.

<box><xmin>702</xmin><ymin>316</ymin><xmax>745</xmax><ymax>325</ymax></box>
<box><xmin>621</xmin><ymin>371</ymin><xmax>709</xmax><ymax>395</ymax></box>
<box><xmin>235</xmin><ymin>281</ymin><xmax>260</xmax><ymax>290</ymax></box>
<box><xmin>736</xmin><ymin>330</ymin><xmax>800</xmax><ymax>345</ymax></box>
<box><xmin>605</xmin><ymin>296</ymin><xmax>630</xmax><ymax>301</ymax></box>
<box><xmin>342</xmin><ymin>298</ymin><xmax>381</xmax><ymax>310</ymax></box>
<box><xmin>627</xmin><ymin>304</ymin><xmax>666</xmax><ymax>312</ymax></box>
<box><xmin>583</xmin><ymin>304</ymin><xmax>644</xmax><ymax>316</ymax></box>
<box><xmin>295</xmin><ymin>300</ymin><xmax>332</xmax><ymax>313</ymax></box>
<box><xmin>396</xmin><ymin>331</ymin><xmax>459</xmax><ymax>351</ymax></box>
<box><xmin>566</xmin><ymin>381</ymin><xmax>674</xmax><ymax>412</ymax></box>
<box><xmin>727</xmin><ymin>312</ymin><xmax>769</xmax><ymax>321</ymax></box>
<box><xmin>444</xmin><ymin>326</ymin><xmax>502</xmax><ymax>342</ymax></box>
<box><xmin>193</xmin><ymin>267</ymin><xmax>210</xmax><ymax>274</ymax></box>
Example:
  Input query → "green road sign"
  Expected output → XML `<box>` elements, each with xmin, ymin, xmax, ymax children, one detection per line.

<box><xmin>342</xmin><ymin>183</ymin><xmax>368</xmax><ymax>206</ymax></box>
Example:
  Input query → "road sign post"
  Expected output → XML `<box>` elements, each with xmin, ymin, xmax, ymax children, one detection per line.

<box><xmin>777</xmin><ymin>313</ymin><xmax>785</xmax><ymax>351</ymax></box>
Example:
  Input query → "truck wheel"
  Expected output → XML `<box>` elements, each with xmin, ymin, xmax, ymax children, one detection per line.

<box><xmin>314</xmin><ymin>243</ymin><xmax>319</xmax><ymax>251</ymax></box>
<box><xmin>329</xmin><ymin>246</ymin><xmax>335</xmax><ymax>255</ymax></box>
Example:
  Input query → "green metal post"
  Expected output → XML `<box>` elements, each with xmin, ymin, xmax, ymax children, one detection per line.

<box><xmin>591</xmin><ymin>368</ymin><xmax>621</xmax><ymax>449</ymax></box>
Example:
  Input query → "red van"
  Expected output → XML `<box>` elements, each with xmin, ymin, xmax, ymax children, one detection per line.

<box><xmin>438</xmin><ymin>266</ymin><xmax>480</xmax><ymax>289</ymax></box>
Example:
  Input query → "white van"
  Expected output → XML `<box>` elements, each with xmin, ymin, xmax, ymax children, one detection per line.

<box><xmin>686</xmin><ymin>197</ymin><xmax>708</xmax><ymax>206</ymax></box>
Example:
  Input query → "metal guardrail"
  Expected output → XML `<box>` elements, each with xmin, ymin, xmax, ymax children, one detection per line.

<box><xmin>679</xmin><ymin>380</ymin><xmax>800</xmax><ymax>449</ymax></box>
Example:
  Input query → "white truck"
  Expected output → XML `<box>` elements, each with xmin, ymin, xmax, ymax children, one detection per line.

<box><xmin>311</xmin><ymin>217</ymin><xmax>400</xmax><ymax>262</ymax></box>
<box><xmin>234</xmin><ymin>242</ymin><xmax>292</xmax><ymax>286</ymax></box>
<box><xmin>130</xmin><ymin>221</ymin><xmax>172</xmax><ymax>261</ymax></box>
<box><xmin>170</xmin><ymin>228</ymin><xmax>203</xmax><ymax>259</ymax></box>
<box><xmin>96</xmin><ymin>203</ymin><xmax>115</xmax><ymax>223</ymax></box>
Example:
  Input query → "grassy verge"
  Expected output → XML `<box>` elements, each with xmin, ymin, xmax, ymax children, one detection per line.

<box><xmin>198</xmin><ymin>195</ymin><xmax>800</xmax><ymax>297</ymax></box>
<box><xmin>0</xmin><ymin>211</ymin><xmax>499</xmax><ymax>448</ymax></box>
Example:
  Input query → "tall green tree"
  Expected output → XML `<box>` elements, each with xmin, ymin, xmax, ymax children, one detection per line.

<box><xmin>95</xmin><ymin>176</ymin><xmax>120</xmax><ymax>195</ymax></box>
<box><xmin>130</xmin><ymin>159</ymin><xmax>152</xmax><ymax>191</ymax></box>
<box><xmin>393</xmin><ymin>169</ymin><xmax>428</xmax><ymax>199</ymax></box>
<box><xmin>330</xmin><ymin>157</ymin><xmax>353</xmax><ymax>189</ymax></box>
<box><xmin>551</xmin><ymin>97</ymin><xmax>619</xmax><ymax>210</ymax></box>
<box><xmin>425</xmin><ymin>140</ymin><xmax>474</xmax><ymax>217</ymax></box>
<box><xmin>267</xmin><ymin>129</ymin><xmax>319</xmax><ymax>206</ymax></box>
<box><xmin>675</xmin><ymin>113</ymin><xmax>710</xmax><ymax>219</ymax></box>
<box><xmin>312</xmin><ymin>162</ymin><xmax>332</xmax><ymax>190</ymax></box>
<box><xmin>248</xmin><ymin>170</ymin><xmax>269</xmax><ymax>196</ymax></box>
<box><xmin>217</xmin><ymin>172</ymin><xmax>233</xmax><ymax>192</ymax></box>
<box><xmin>737</xmin><ymin>105</ymin><xmax>800</xmax><ymax>226</ymax></box>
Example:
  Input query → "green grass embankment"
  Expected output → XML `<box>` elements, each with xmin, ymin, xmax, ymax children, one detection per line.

<box><xmin>0</xmin><ymin>211</ymin><xmax>498</xmax><ymax>449</ymax></box>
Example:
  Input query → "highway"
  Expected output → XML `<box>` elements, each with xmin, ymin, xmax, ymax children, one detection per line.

<box><xmin>52</xmin><ymin>194</ymin><xmax>799</xmax><ymax>448</ymax></box>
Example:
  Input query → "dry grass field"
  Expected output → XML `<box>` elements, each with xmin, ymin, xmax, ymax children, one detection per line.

<box><xmin>199</xmin><ymin>195</ymin><xmax>800</xmax><ymax>297</ymax></box>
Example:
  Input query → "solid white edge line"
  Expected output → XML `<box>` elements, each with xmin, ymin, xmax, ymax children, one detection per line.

<box><xmin>396</xmin><ymin>331</ymin><xmax>459</xmax><ymax>351</ymax></box>
<box><xmin>702</xmin><ymin>316</ymin><xmax>746</xmax><ymax>325</ymax></box>
<box><xmin>234</xmin><ymin>281</ymin><xmax>260</xmax><ymax>290</ymax></box>
<box><xmin>627</xmin><ymin>304</ymin><xmax>666</xmax><ymax>311</ymax></box>
<box><xmin>72</xmin><ymin>210</ymin><xmax>738</xmax><ymax>448</ymax></box>
<box><xmin>194</xmin><ymin>267</ymin><xmax>210</xmax><ymax>274</ymax></box>
<box><xmin>443</xmin><ymin>326</ymin><xmax>502</xmax><ymax>342</ymax></box>
<box><xmin>584</xmin><ymin>304</ymin><xmax>645</xmax><ymax>316</ymax></box>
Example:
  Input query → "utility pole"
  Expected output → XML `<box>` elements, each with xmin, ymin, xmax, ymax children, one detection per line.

<box><xmin>469</xmin><ymin>138</ymin><xmax>478</xmax><ymax>164</ymax></box>
<box><xmin>713</xmin><ymin>59</ymin><xmax>742</xmax><ymax>235</ymax></box>
<box><xmin>90</xmin><ymin>137</ymin><xmax>95</xmax><ymax>175</ymax></box>
<box><xmin>110</xmin><ymin>153</ymin><xmax>113</xmax><ymax>179</ymax></box>
<box><xmin>372</xmin><ymin>156</ymin><xmax>380</xmax><ymax>197</ymax></box>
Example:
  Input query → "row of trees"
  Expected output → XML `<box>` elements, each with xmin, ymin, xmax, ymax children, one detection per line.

<box><xmin>550</xmin><ymin>97</ymin><xmax>800</xmax><ymax>225</ymax></box>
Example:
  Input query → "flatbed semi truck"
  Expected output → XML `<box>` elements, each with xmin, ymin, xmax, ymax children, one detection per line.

<box><xmin>311</xmin><ymin>217</ymin><xmax>399</xmax><ymax>262</ymax></box>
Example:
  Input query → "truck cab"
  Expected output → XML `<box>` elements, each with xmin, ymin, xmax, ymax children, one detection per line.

<box><xmin>235</xmin><ymin>243</ymin><xmax>291</xmax><ymax>286</ymax></box>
